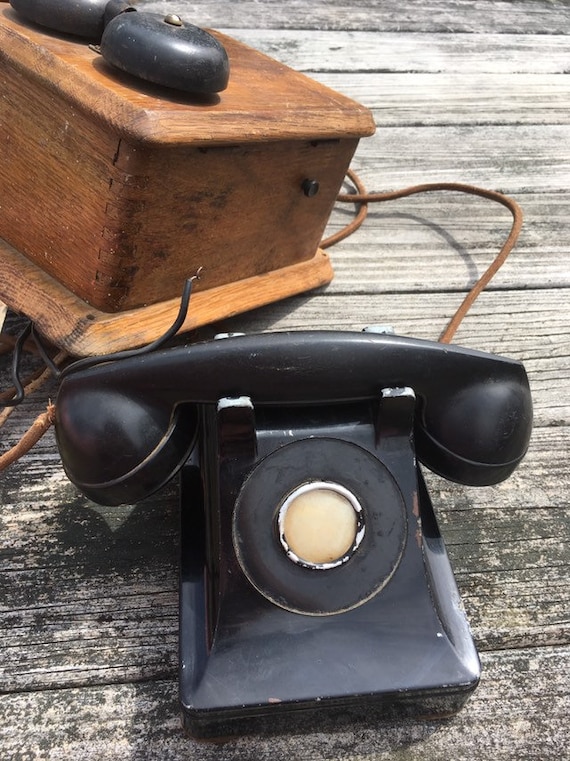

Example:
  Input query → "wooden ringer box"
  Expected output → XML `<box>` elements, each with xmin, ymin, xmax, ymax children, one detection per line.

<box><xmin>0</xmin><ymin>4</ymin><xmax>374</xmax><ymax>355</ymax></box>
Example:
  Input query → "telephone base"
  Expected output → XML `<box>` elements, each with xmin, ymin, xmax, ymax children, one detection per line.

<box><xmin>178</xmin><ymin>395</ymin><xmax>481</xmax><ymax>739</ymax></box>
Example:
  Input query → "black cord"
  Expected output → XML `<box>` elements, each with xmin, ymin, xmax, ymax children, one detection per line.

<box><xmin>2</xmin><ymin>322</ymin><xmax>32</xmax><ymax>407</ymax></box>
<box><xmin>30</xmin><ymin>324</ymin><xmax>62</xmax><ymax>379</ymax></box>
<box><xmin>59</xmin><ymin>276</ymin><xmax>196</xmax><ymax>379</ymax></box>
<box><xmin>1</xmin><ymin>276</ymin><xmax>196</xmax><ymax>405</ymax></box>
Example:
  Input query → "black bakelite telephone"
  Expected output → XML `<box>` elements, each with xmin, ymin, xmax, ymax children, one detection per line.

<box><xmin>55</xmin><ymin>328</ymin><xmax>532</xmax><ymax>737</ymax></box>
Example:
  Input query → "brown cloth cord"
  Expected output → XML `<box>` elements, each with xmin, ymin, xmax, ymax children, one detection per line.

<box><xmin>0</xmin><ymin>350</ymin><xmax>67</xmax><ymax>470</ymax></box>
<box><xmin>322</xmin><ymin>168</ymin><xmax>524</xmax><ymax>344</ymax></box>
<box><xmin>0</xmin><ymin>170</ymin><xmax>523</xmax><ymax>470</ymax></box>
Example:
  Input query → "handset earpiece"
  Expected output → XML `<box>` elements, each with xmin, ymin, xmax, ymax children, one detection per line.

<box><xmin>55</xmin><ymin>382</ymin><xmax>197</xmax><ymax>506</ymax></box>
<box><xmin>55</xmin><ymin>277</ymin><xmax>199</xmax><ymax>506</ymax></box>
<box><xmin>415</xmin><ymin>376</ymin><xmax>533</xmax><ymax>486</ymax></box>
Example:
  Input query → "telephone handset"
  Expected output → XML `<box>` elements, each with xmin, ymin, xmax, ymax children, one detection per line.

<box><xmin>8</xmin><ymin>0</ymin><xmax>230</xmax><ymax>93</ymax></box>
<box><xmin>54</xmin><ymin>330</ymin><xmax>532</xmax><ymax>735</ymax></box>
<box><xmin>56</xmin><ymin>330</ymin><xmax>532</xmax><ymax>505</ymax></box>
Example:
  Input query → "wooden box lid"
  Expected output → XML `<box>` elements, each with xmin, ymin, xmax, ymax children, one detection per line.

<box><xmin>0</xmin><ymin>6</ymin><xmax>375</xmax><ymax>147</ymax></box>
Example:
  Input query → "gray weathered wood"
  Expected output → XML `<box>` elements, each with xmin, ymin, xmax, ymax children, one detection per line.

<box><xmin>143</xmin><ymin>0</ymin><xmax>570</xmax><ymax>35</ymax></box>
<box><xmin>217</xmin><ymin>29</ymin><xmax>570</xmax><ymax>74</ymax></box>
<box><xmin>317</xmin><ymin>73</ymin><xmax>570</xmax><ymax>125</ymax></box>
<box><xmin>348</xmin><ymin>125</ymin><xmax>570</xmax><ymax>191</ymax></box>
<box><xmin>324</xmin><ymin>191</ymin><xmax>570</xmax><ymax>292</ymax></box>
<box><xmin>0</xmin><ymin>647</ymin><xmax>568</xmax><ymax>760</ymax></box>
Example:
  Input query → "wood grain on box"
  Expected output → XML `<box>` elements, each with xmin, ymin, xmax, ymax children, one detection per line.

<box><xmin>0</xmin><ymin>5</ymin><xmax>373</xmax><ymax>352</ymax></box>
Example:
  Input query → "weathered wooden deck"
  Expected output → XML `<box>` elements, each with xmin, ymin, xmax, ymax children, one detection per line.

<box><xmin>1</xmin><ymin>0</ymin><xmax>569</xmax><ymax>758</ymax></box>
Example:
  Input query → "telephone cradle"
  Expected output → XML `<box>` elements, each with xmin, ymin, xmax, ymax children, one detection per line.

<box><xmin>54</xmin><ymin>329</ymin><xmax>533</xmax><ymax>738</ymax></box>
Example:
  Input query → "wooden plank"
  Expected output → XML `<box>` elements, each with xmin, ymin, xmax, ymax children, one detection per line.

<box><xmin>323</xmin><ymin>191</ymin><xmax>570</xmax><ymax>292</ymax></box>
<box><xmin>0</xmin><ymin>646</ymin><xmax>568</xmax><ymax>759</ymax></box>
<box><xmin>143</xmin><ymin>0</ymin><xmax>570</xmax><ymax>35</ymax></box>
<box><xmin>349</xmin><ymin>124</ymin><xmax>570</xmax><ymax>191</ymax></box>
<box><xmin>314</xmin><ymin>73</ymin><xmax>570</xmax><ymax>126</ymax></box>
<box><xmin>427</xmin><ymin>430</ymin><xmax>570</xmax><ymax>651</ymax></box>
<box><xmin>218</xmin><ymin>30</ymin><xmax>570</xmax><ymax>75</ymax></box>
